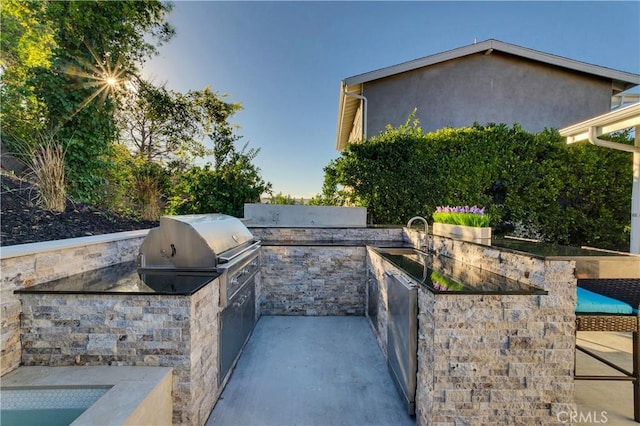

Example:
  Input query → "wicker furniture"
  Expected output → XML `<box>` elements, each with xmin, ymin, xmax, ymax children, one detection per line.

<box><xmin>576</xmin><ymin>278</ymin><xmax>640</xmax><ymax>422</ymax></box>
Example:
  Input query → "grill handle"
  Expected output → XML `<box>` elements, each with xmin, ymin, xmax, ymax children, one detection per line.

<box><xmin>218</xmin><ymin>240</ymin><xmax>261</xmax><ymax>263</ymax></box>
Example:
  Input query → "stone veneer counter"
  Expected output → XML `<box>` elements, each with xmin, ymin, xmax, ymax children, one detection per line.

<box><xmin>491</xmin><ymin>238</ymin><xmax>640</xmax><ymax>279</ymax></box>
<box><xmin>251</xmin><ymin>227</ymin><xmax>405</xmax><ymax>316</ymax></box>
<box><xmin>4</xmin><ymin>226</ymin><xmax>582</xmax><ymax>425</ymax></box>
<box><xmin>491</xmin><ymin>238</ymin><xmax>629</xmax><ymax>258</ymax></box>
<box><xmin>261</xmin><ymin>239</ymin><xmax>410</xmax><ymax>247</ymax></box>
<box><xmin>374</xmin><ymin>248</ymin><xmax>548</xmax><ymax>295</ymax></box>
<box><xmin>367</xmin><ymin>235</ymin><xmax>577</xmax><ymax>425</ymax></box>
<box><xmin>17</xmin><ymin>270</ymin><xmax>221</xmax><ymax>425</ymax></box>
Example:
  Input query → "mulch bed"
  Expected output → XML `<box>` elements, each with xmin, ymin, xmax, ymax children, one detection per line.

<box><xmin>1</xmin><ymin>173</ymin><xmax>159</xmax><ymax>247</ymax></box>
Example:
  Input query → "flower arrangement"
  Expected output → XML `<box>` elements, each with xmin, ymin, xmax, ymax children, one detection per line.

<box><xmin>432</xmin><ymin>205</ymin><xmax>490</xmax><ymax>227</ymax></box>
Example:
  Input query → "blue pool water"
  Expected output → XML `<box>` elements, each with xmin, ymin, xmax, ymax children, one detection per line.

<box><xmin>0</xmin><ymin>386</ymin><xmax>111</xmax><ymax>426</ymax></box>
<box><xmin>2</xmin><ymin>408</ymin><xmax>87</xmax><ymax>426</ymax></box>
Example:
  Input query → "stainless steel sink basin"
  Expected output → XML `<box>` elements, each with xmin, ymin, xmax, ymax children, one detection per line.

<box><xmin>373</xmin><ymin>248</ymin><xmax>430</xmax><ymax>281</ymax></box>
<box><xmin>372</xmin><ymin>247</ymin><xmax>546</xmax><ymax>295</ymax></box>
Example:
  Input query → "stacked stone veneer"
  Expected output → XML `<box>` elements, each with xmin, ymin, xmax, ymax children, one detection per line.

<box><xmin>1</xmin><ymin>231</ymin><xmax>148</xmax><ymax>376</ymax></box>
<box><xmin>19</xmin><ymin>281</ymin><xmax>220</xmax><ymax>426</ymax></box>
<box><xmin>250</xmin><ymin>227</ymin><xmax>403</xmax><ymax>316</ymax></box>
<box><xmin>412</xmin><ymin>236</ymin><xmax>576</xmax><ymax>425</ymax></box>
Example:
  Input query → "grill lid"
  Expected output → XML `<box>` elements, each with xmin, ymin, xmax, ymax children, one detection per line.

<box><xmin>139</xmin><ymin>214</ymin><xmax>254</xmax><ymax>269</ymax></box>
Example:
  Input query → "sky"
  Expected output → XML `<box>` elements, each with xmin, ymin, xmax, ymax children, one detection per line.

<box><xmin>142</xmin><ymin>1</ymin><xmax>640</xmax><ymax>198</ymax></box>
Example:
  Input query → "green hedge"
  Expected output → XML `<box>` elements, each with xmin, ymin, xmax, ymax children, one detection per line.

<box><xmin>322</xmin><ymin>121</ymin><xmax>632</xmax><ymax>251</ymax></box>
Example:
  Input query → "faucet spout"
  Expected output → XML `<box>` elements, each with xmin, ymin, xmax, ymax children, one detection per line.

<box><xmin>407</xmin><ymin>216</ymin><xmax>429</xmax><ymax>249</ymax></box>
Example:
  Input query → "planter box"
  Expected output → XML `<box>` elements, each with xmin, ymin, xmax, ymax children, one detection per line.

<box><xmin>432</xmin><ymin>222</ymin><xmax>491</xmax><ymax>244</ymax></box>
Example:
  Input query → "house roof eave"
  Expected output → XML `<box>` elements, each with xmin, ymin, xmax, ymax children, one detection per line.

<box><xmin>559</xmin><ymin>102</ymin><xmax>640</xmax><ymax>143</ymax></box>
<box><xmin>336</xmin><ymin>82</ymin><xmax>362</xmax><ymax>151</ymax></box>
<box><xmin>344</xmin><ymin>39</ymin><xmax>640</xmax><ymax>87</ymax></box>
<box><xmin>335</xmin><ymin>39</ymin><xmax>640</xmax><ymax>152</ymax></box>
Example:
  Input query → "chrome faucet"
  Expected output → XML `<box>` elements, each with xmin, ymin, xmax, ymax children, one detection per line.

<box><xmin>407</xmin><ymin>216</ymin><xmax>429</xmax><ymax>249</ymax></box>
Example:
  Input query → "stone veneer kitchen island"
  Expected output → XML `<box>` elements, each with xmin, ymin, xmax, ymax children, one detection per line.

<box><xmin>367</xmin><ymin>234</ymin><xmax>577</xmax><ymax>425</ymax></box>
<box><xmin>14</xmin><ymin>262</ymin><xmax>221</xmax><ymax>425</ymax></box>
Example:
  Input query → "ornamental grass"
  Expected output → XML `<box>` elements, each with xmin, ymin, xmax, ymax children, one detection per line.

<box><xmin>30</xmin><ymin>138</ymin><xmax>67</xmax><ymax>213</ymax></box>
<box><xmin>134</xmin><ymin>174</ymin><xmax>162</xmax><ymax>221</ymax></box>
<box><xmin>432</xmin><ymin>205</ymin><xmax>490</xmax><ymax>227</ymax></box>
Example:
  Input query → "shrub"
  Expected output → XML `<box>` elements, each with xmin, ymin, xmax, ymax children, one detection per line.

<box><xmin>166</xmin><ymin>162</ymin><xmax>269</xmax><ymax>217</ymax></box>
<box><xmin>132</xmin><ymin>161</ymin><xmax>167</xmax><ymax>220</ymax></box>
<box><xmin>321</xmin><ymin>120</ymin><xmax>632</xmax><ymax>250</ymax></box>
<box><xmin>268</xmin><ymin>192</ymin><xmax>300</xmax><ymax>205</ymax></box>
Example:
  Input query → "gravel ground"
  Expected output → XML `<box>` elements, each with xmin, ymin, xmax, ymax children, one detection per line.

<box><xmin>1</xmin><ymin>173</ymin><xmax>158</xmax><ymax>247</ymax></box>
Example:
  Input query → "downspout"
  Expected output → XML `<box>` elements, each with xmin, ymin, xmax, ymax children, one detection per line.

<box><xmin>588</xmin><ymin>126</ymin><xmax>640</xmax><ymax>253</ymax></box>
<box><xmin>343</xmin><ymin>90</ymin><xmax>368</xmax><ymax>140</ymax></box>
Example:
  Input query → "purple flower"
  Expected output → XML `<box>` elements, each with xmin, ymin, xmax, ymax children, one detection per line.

<box><xmin>435</xmin><ymin>205</ymin><xmax>486</xmax><ymax>216</ymax></box>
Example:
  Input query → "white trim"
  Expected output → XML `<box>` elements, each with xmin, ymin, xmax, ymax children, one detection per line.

<box><xmin>559</xmin><ymin>103</ymin><xmax>640</xmax><ymax>143</ymax></box>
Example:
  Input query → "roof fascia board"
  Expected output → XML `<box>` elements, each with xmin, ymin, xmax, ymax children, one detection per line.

<box><xmin>344</xmin><ymin>40</ymin><xmax>494</xmax><ymax>86</ymax></box>
<box><xmin>336</xmin><ymin>82</ymin><xmax>346</xmax><ymax>150</ymax></box>
<box><xmin>494</xmin><ymin>40</ymin><xmax>640</xmax><ymax>85</ymax></box>
<box><xmin>343</xmin><ymin>39</ymin><xmax>640</xmax><ymax>87</ymax></box>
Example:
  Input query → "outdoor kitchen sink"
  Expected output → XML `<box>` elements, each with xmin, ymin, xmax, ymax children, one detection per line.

<box><xmin>370</xmin><ymin>246</ymin><xmax>548</xmax><ymax>415</ymax></box>
<box><xmin>373</xmin><ymin>247</ymin><xmax>547</xmax><ymax>295</ymax></box>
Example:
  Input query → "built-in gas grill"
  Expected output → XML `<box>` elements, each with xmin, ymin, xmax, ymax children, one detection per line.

<box><xmin>137</xmin><ymin>214</ymin><xmax>260</xmax><ymax>384</ymax></box>
<box><xmin>138</xmin><ymin>214</ymin><xmax>260</xmax><ymax>307</ymax></box>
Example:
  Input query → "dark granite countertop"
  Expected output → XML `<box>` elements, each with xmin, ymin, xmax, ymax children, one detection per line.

<box><xmin>15</xmin><ymin>261</ymin><xmax>220</xmax><ymax>296</ymax></box>
<box><xmin>490</xmin><ymin>238</ymin><xmax>636</xmax><ymax>259</ymax></box>
<box><xmin>261</xmin><ymin>240</ymin><xmax>411</xmax><ymax>247</ymax></box>
<box><xmin>373</xmin><ymin>247</ymin><xmax>547</xmax><ymax>295</ymax></box>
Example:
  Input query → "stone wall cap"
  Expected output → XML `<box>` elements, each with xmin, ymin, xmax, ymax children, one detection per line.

<box><xmin>0</xmin><ymin>229</ymin><xmax>150</xmax><ymax>260</ymax></box>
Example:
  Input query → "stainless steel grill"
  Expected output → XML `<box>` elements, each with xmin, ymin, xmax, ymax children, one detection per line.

<box><xmin>138</xmin><ymin>214</ymin><xmax>260</xmax><ymax>307</ymax></box>
<box><xmin>137</xmin><ymin>213</ymin><xmax>261</xmax><ymax>386</ymax></box>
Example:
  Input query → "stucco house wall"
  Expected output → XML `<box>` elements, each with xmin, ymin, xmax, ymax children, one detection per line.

<box><xmin>362</xmin><ymin>51</ymin><xmax>612</xmax><ymax>137</ymax></box>
<box><xmin>336</xmin><ymin>40</ymin><xmax>640</xmax><ymax>150</ymax></box>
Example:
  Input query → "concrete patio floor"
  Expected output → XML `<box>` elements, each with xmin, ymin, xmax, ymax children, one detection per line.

<box><xmin>206</xmin><ymin>316</ymin><xmax>415</xmax><ymax>426</ymax></box>
<box><xmin>575</xmin><ymin>331</ymin><xmax>637</xmax><ymax>425</ymax></box>
<box><xmin>206</xmin><ymin>317</ymin><xmax>637</xmax><ymax>426</ymax></box>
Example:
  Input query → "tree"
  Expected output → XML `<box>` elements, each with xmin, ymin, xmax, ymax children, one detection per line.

<box><xmin>0</xmin><ymin>0</ymin><xmax>54</xmax><ymax>145</ymax></box>
<box><xmin>269</xmin><ymin>193</ymin><xmax>301</xmax><ymax>205</ymax></box>
<box><xmin>116</xmin><ymin>79</ymin><xmax>241</xmax><ymax>164</ymax></box>
<box><xmin>1</xmin><ymin>0</ymin><xmax>175</xmax><ymax>203</ymax></box>
<box><xmin>166</xmin><ymin>131</ymin><xmax>272</xmax><ymax>217</ymax></box>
